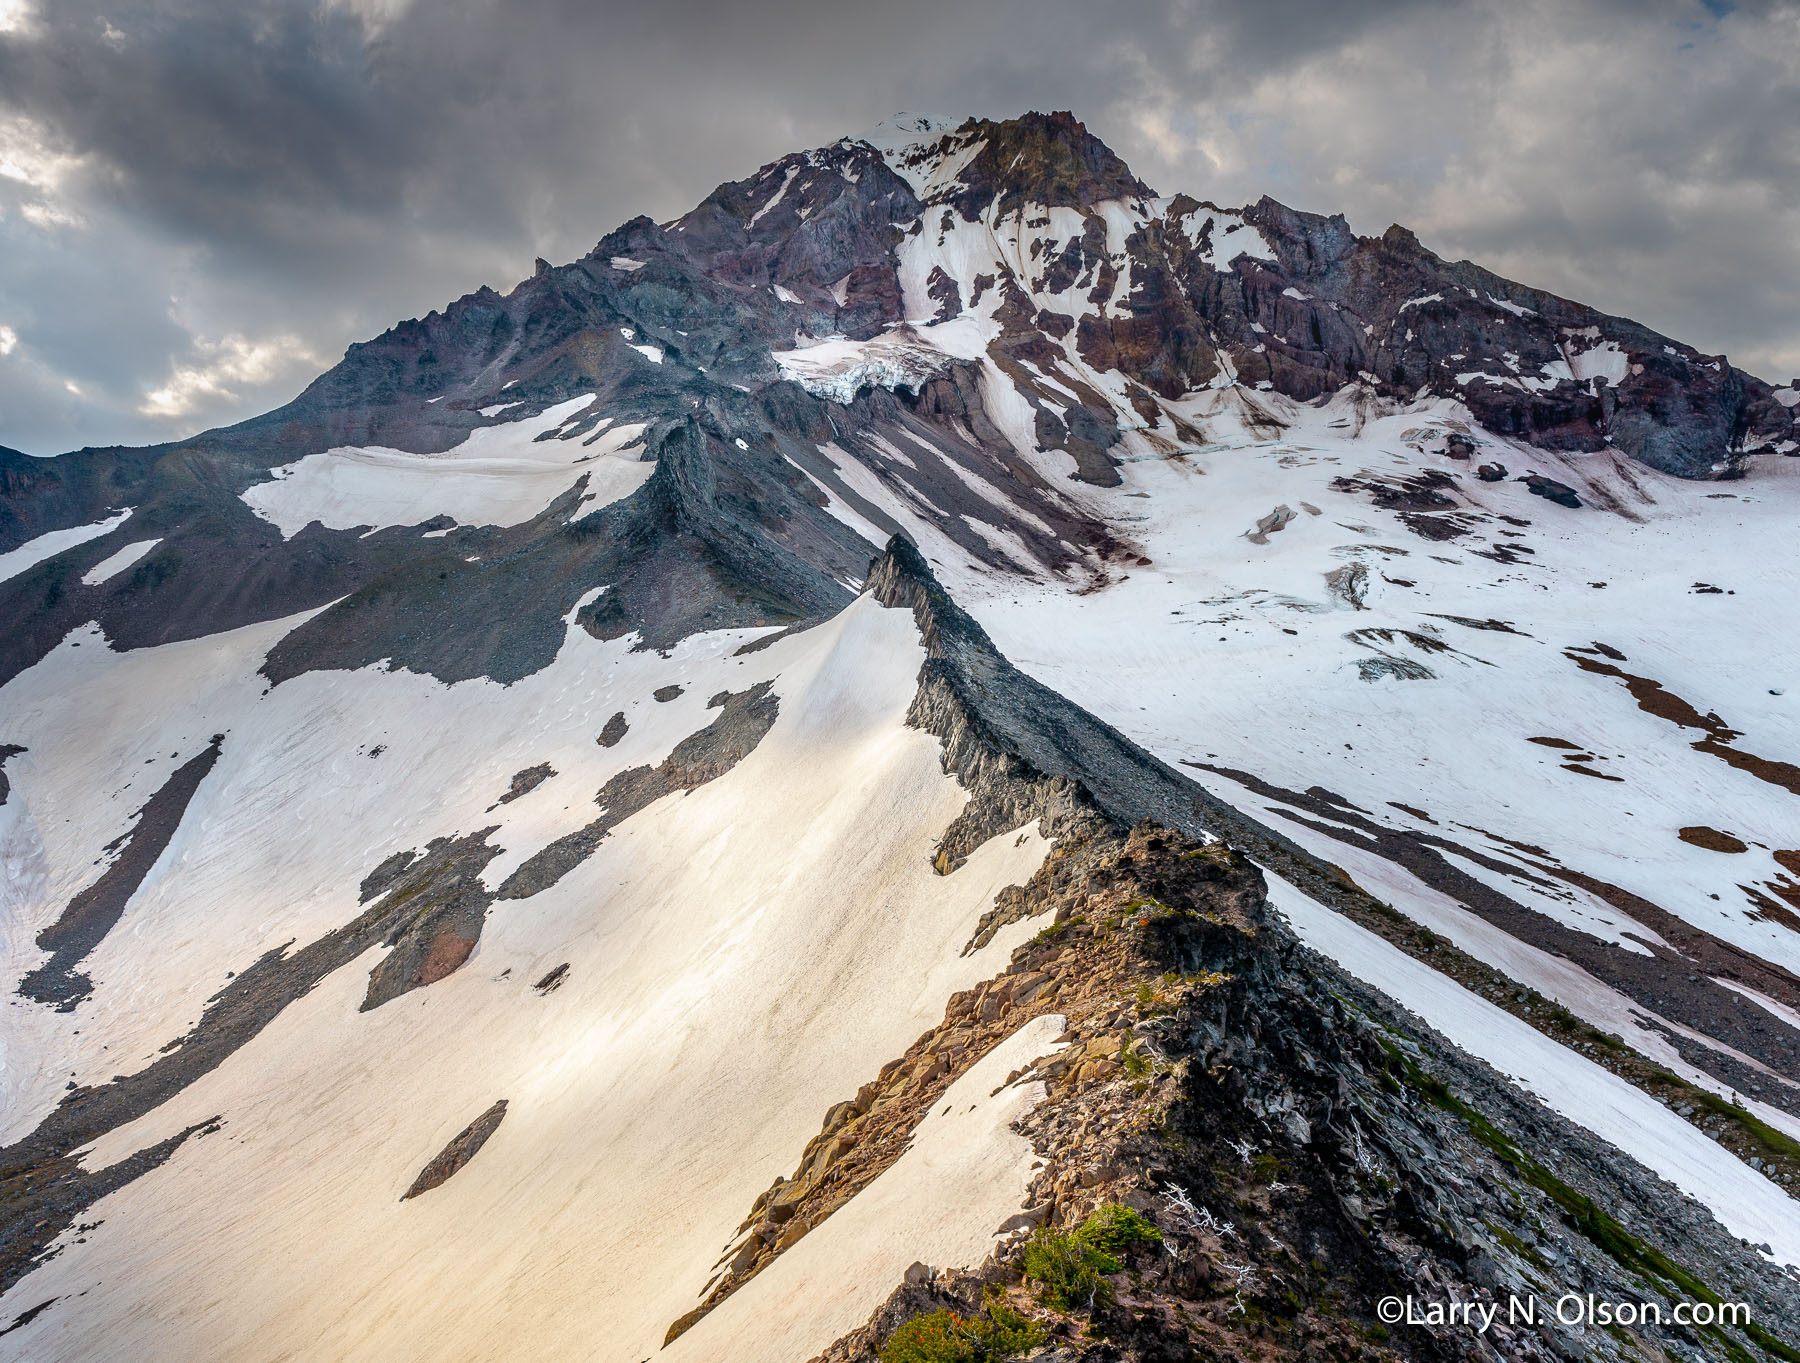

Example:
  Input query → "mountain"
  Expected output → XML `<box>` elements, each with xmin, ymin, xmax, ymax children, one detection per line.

<box><xmin>0</xmin><ymin>111</ymin><xmax>1797</xmax><ymax>1362</ymax></box>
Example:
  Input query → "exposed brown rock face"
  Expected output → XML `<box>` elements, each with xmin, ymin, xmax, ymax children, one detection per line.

<box><xmin>2</xmin><ymin>113</ymin><xmax>1796</xmax><ymax>1358</ymax></box>
<box><xmin>1680</xmin><ymin>825</ymin><xmax>1750</xmax><ymax>854</ymax></box>
<box><xmin>401</xmin><ymin>1101</ymin><xmax>508</xmax><ymax>1201</ymax></box>
<box><xmin>938</xmin><ymin>111</ymin><xmax>1153</xmax><ymax>222</ymax></box>
<box><xmin>417</xmin><ymin>929</ymin><xmax>476</xmax><ymax>986</ymax></box>
<box><xmin>490</xmin><ymin>762</ymin><xmax>555</xmax><ymax>808</ymax></box>
<box><xmin>360</xmin><ymin>831</ymin><xmax>504</xmax><ymax>1012</ymax></box>
<box><xmin>669</xmin><ymin>825</ymin><xmax>1258</xmax><ymax>1345</ymax></box>
<box><xmin>5</xmin><ymin>110</ymin><xmax>1790</xmax><ymax>701</ymax></box>
<box><xmin>885</xmin><ymin>113</ymin><xmax>1792</xmax><ymax>481</ymax></box>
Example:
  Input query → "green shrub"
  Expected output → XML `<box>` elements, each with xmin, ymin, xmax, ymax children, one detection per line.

<box><xmin>1077</xmin><ymin>1203</ymin><xmax>1163</xmax><ymax>1256</ymax></box>
<box><xmin>880</xmin><ymin>1311</ymin><xmax>972</xmax><ymax>1363</ymax></box>
<box><xmin>879</xmin><ymin>1302</ymin><xmax>1044</xmax><ymax>1362</ymax></box>
<box><xmin>1020</xmin><ymin>1204</ymin><xmax>1161</xmax><ymax>1311</ymax></box>
<box><xmin>972</xmin><ymin>1301</ymin><xmax>1043</xmax><ymax>1355</ymax></box>
<box><xmin>1030</xmin><ymin>915</ymin><xmax>1085</xmax><ymax>945</ymax></box>
<box><xmin>1022</xmin><ymin>1228</ymin><xmax>1117</xmax><ymax>1310</ymax></box>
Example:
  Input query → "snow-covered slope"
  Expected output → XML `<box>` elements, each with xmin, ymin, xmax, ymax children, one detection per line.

<box><xmin>2</xmin><ymin>110</ymin><xmax>1797</xmax><ymax>1361</ymax></box>
<box><xmin>0</xmin><ymin>593</ymin><xmax>1055</xmax><ymax>1361</ymax></box>
<box><xmin>767</xmin><ymin>117</ymin><xmax>1800</xmax><ymax>1178</ymax></box>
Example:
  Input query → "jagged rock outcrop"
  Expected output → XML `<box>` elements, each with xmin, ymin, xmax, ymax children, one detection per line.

<box><xmin>740</xmin><ymin>817</ymin><xmax>1800</xmax><ymax>1363</ymax></box>
<box><xmin>653</xmin><ymin>542</ymin><xmax>1800</xmax><ymax>1361</ymax></box>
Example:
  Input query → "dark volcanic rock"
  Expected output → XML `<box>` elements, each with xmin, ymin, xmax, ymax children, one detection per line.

<box><xmin>0</xmin><ymin>743</ymin><xmax>22</xmax><ymax>806</ymax></box>
<box><xmin>624</xmin><ymin>592</ymin><xmax>1799</xmax><ymax>1363</ymax></box>
<box><xmin>491</xmin><ymin>763</ymin><xmax>555</xmax><ymax>808</ymax></box>
<box><xmin>20</xmin><ymin>735</ymin><xmax>225</xmax><ymax>1009</ymax></box>
<box><xmin>5</xmin><ymin>108</ymin><xmax>1783</xmax><ymax>700</ymax></box>
<box><xmin>402</xmin><ymin>1100</ymin><xmax>508</xmax><ymax>1200</ymax></box>
<box><xmin>1519</xmin><ymin>471</ymin><xmax>1583</xmax><ymax>507</ymax></box>
<box><xmin>360</xmin><ymin>831</ymin><xmax>505</xmax><ymax>1012</ymax></box>
<box><xmin>497</xmin><ymin>681</ymin><xmax>780</xmax><ymax>901</ymax></box>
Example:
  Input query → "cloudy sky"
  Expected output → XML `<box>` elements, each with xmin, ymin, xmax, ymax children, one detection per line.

<box><xmin>0</xmin><ymin>0</ymin><xmax>1794</xmax><ymax>455</ymax></box>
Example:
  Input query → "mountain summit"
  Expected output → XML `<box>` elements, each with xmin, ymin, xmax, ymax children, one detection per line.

<box><xmin>1</xmin><ymin>113</ymin><xmax>1797</xmax><ymax>1362</ymax></box>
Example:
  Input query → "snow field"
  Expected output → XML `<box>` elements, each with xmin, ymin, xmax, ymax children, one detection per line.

<box><xmin>239</xmin><ymin>398</ymin><xmax>650</xmax><ymax>537</ymax></box>
<box><xmin>0</xmin><ymin>595</ymin><xmax>1056</xmax><ymax>1362</ymax></box>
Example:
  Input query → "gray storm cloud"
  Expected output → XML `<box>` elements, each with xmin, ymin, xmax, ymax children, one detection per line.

<box><xmin>0</xmin><ymin>0</ymin><xmax>1794</xmax><ymax>454</ymax></box>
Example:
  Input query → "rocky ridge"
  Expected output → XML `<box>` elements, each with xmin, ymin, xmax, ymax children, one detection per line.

<box><xmin>657</xmin><ymin>540</ymin><xmax>1800</xmax><ymax>1361</ymax></box>
<box><xmin>800</xmin><ymin>821</ymin><xmax>1800</xmax><ymax>1363</ymax></box>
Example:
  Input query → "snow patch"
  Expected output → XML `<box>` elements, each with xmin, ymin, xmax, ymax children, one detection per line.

<box><xmin>1170</xmin><ymin>204</ymin><xmax>1278</xmax><ymax>272</ymax></box>
<box><xmin>0</xmin><ymin>509</ymin><xmax>132</xmax><ymax>586</ymax></box>
<box><xmin>748</xmin><ymin>167</ymin><xmax>799</xmax><ymax>228</ymax></box>
<box><xmin>1565</xmin><ymin>337</ymin><xmax>1629</xmax><ymax>385</ymax></box>
<box><xmin>241</xmin><ymin>398</ymin><xmax>651</xmax><ymax>537</ymax></box>
<box><xmin>773</xmin><ymin>333</ymin><xmax>950</xmax><ymax>404</ymax></box>
<box><xmin>79</xmin><ymin>538</ymin><xmax>161</xmax><ymax>586</ymax></box>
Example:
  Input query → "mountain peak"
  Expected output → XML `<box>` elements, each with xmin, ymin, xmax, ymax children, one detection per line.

<box><xmin>854</xmin><ymin>111</ymin><xmax>965</xmax><ymax>159</ymax></box>
<box><xmin>856</xmin><ymin>109</ymin><xmax>1153</xmax><ymax>214</ymax></box>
